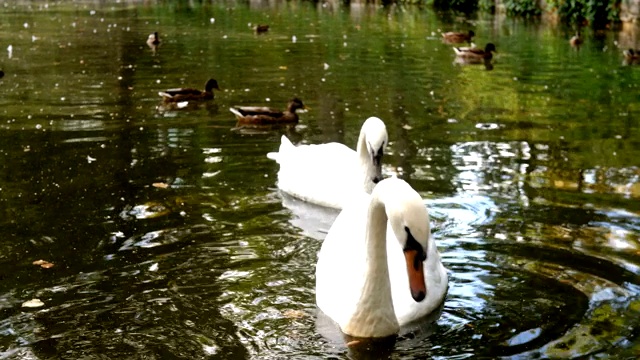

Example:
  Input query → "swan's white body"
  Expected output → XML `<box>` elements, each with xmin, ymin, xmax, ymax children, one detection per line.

<box><xmin>315</xmin><ymin>177</ymin><xmax>448</xmax><ymax>338</ymax></box>
<box><xmin>267</xmin><ymin>117</ymin><xmax>388</xmax><ymax>209</ymax></box>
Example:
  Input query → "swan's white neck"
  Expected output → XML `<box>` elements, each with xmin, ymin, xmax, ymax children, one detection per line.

<box><xmin>342</xmin><ymin>195</ymin><xmax>400</xmax><ymax>337</ymax></box>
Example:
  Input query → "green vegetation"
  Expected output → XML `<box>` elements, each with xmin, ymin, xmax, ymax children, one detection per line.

<box><xmin>420</xmin><ymin>0</ymin><xmax>623</xmax><ymax>25</ymax></box>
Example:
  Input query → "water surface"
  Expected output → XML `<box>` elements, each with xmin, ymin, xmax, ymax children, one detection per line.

<box><xmin>0</xmin><ymin>1</ymin><xmax>639</xmax><ymax>359</ymax></box>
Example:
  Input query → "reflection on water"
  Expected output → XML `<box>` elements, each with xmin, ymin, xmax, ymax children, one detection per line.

<box><xmin>0</xmin><ymin>1</ymin><xmax>639</xmax><ymax>359</ymax></box>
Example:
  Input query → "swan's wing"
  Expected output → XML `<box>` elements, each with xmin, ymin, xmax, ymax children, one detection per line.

<box><xmin>388</xmin><ymin>232</ymin><xmax>448</xmax><ymax>326</ymax></box>
<box><xmin>274</xmin><ymin>142</ymin><xmax>362</xmax><ymax>209</ymax></box>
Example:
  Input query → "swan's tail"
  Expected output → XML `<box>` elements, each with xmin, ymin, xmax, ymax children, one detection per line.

<box><xmin>266</xmin><ymin>135</ymin><xmax>294</xmax><ymax>162</ymax></box>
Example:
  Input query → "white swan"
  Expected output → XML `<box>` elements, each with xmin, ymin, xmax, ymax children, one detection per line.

<box><xmin>315</xmin><ymin>177</ymin><xmax>448</xmax><ymax>338</ymax></box>
<box><xmin>266</xmin><ymin>117</ymin><xmax>388</xmax><ymax>209</ymax></box>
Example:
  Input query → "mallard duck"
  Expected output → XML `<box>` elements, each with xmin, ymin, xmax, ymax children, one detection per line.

<box><xmin>623</xmin><ymin>49</ymin><xmax>640</xmax><ymax>65</ymax></box>
<box><xmin>158</xmin><ymin>79</ymin><xmax>220</xmax><ymax>102</ymax></box>
<box><xmin>454</xmin><ymin>43</ymin><xmax>497</xmax><ymax>61</ymax></box>
<box><xmin>624</xmin><ymin>48</ymin><xmax>639</xmax><ymax>59</ymax></box>
<box><xmin>147</xmin><ymin>32</ymin><xmax>160</xmax><ymax>47</ymax></box>
<box><xmin>442</xmin><ymin>30</ymin><xmax>475</xmax><ymax>44</ymax></box>
<box><xmin>229</xmin><ymin>98</ymin><xmax>307</xmax><ymax>125</ymax></box>
<box><xmin>254</xmin><ymin>24</ymin><xmax>269</xmax><ymax>34</ymax></box>
<box><xmin>570</xmin><ymin>32</ymin><xmax>583</xmax><ymax>47</ymax></box>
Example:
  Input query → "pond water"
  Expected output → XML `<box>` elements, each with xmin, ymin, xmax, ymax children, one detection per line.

<box><xmin>1</xmin><ymin>1</ymin><xmax>639</xmax><ymax>359</ymax></box>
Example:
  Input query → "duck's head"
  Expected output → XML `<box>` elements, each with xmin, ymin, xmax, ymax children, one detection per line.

<box><xmin>485</xmin><ymin>43</ymin><xmax>497</xmax><ymax>53</ymax></box>
<box><xmin>205</xmin><ymin>79</ymin><xmax>220</xmax><ymax>92</ymax></box>
<box><xmin>288</xmin><ymin>97</ymin><xmax>307</xmax><ymax>112</ymax></box>
<box><xmin>378</xmin><ymin>177</ymin><xmax>429</xmax><ymax>302</ymax></box>
<box><xmin>360</xmin><ymin>117</ymin><xmax>388</xmax><ymax>186</ymax></box>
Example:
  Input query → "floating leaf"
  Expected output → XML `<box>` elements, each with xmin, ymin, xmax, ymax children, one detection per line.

<box><xmin>32</xmin><ymin>259</ymin><xmax>54</xmax><ymax>269</ymax></box>
<box><xmin>283</xmin><ymin>309</ymin><xmax>305</xmax><ymax>319</ymax></box>
<box><xmin>22</xmin><ymin>298</ymin><xmax>44</xmax><ymax>308</ymax></box>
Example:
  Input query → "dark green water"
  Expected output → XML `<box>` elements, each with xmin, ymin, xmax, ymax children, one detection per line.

<box><xmin>0</xmin><ymin>1</ymin><xmax>639</xmax><ymax>359</ymax></box>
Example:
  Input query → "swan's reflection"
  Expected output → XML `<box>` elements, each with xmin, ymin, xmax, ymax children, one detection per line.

<box><xmin>316</xmin><ymin>302</ymin><xmax>444</xmax><ymax>359</ymax></box>
<box><xmin>279</xmin><ymin>192</ymin><xmax>339</xmax><ymax>241</ymax></box>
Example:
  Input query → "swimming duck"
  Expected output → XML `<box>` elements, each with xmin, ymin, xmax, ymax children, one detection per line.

<box><xmin>267</xmin><ymin>116</ymin><xmax>388</xmax><ymax>209</ymax></box>
<box><xmin>442</xmin><ymin>30</ymin><xmax>475</xmax><ymax>44</ymax></box>
<box><xmin>315</xmin><ymin>177</ymin><xmax>448</xmax><ymax>338</ymax></box>
<box><xmin>147</xmin><ymin>32</ymin><xmax>160</xmax><ymax>47</ymax></box>
<box><xmin>569</xmin><ymin>32</ymin><xmax>583</xmax><ymax>47</ymax></box>
<box><xmin>254</xmin><ymin>24</ymin><xmax>269</xmax><ymax>34</ymax></box>
<box><xmin>158</xmin><ymin>79</ymin><xmax>220</xmax><ymax>102</ymax></box>
<box><xmin>454</xmin><ymin>43</ymin><xmax>497</xmax><ymax>61</ymax></box>
<box><xmin>623</xmin><ymin>49</ymin><xmax>640</xmax><ymax>65</ymax></box>
<box><xmin>230</xmin><ymin>98</ymin><xmax>307</xmax><ymax>125</ymax></box>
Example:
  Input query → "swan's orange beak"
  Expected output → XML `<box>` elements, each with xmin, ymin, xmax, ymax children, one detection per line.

<box><xmin>404</xmin><ymin>249</ymin><xmax>426</xmax><ymax>302</ymax></box>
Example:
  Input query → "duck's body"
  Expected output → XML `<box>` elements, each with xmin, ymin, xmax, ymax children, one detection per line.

<box><xmin>442</xmin><ymin>30</ymin><xmax>475</xmax><ymax>44</ymax></box>
<box><xmin>147</xmin><ymin>32</ymin><xmax>160</xmax><ymax>47</ymax></box>
<box><xmin>158</xmin><ymin>79</ymin><xmax>220</xmax><ymax>103</ymax></box>
<box><xmin>570</xmin><ymin>32</ymin><xmax>583</xmax><ymax>47</ymax></box>
<box><xmin>454</xmin><ymin>43</ymin><xmax>496</xmax><ymax>61</ymax></box>
<box><xmin>255</xmin><ymin>24</ymin><xmax>269</xmax><ymax>33</ymax></box>
<box><xmin>316</xmin><ymin>177</ymin><xmax>448</xmax><ymax>338</ymax></box>
<box><xmin>623</xmin><ymin>48</ymin><xmax>640</xmax><ymax>64</ymax></box>
<box><xmin>230</xmin><ymin>98</ymin><xmax>306</xmax><ymax>125</ymax></box>
<box><xmin>267</xmin><ymin>117</ymin><xmax>387</xmax><ymax>209</ymax></box>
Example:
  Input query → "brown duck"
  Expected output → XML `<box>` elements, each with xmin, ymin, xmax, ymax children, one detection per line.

<box><xmin>254</xmin><ymin>24</ymin><xmax>269</xmax><ymax>34</ymax></box>
<box><xmin>623</xmin><ymin>49</ymin><xmax>640</xmax><ymax>65</ymax></box>
<box><xmin>229</xmin><ymin>98</ymin><xmax>307</xmax><ymax>125</ymax></box>
<box><xmin>158</xmin><ymin>79</ymin><xmax>220</xmax><ymax>102</ymax></box>
<box><xmin>147</xmin><ymin>32</ymin><xmax>160</xmax><ymax>47</ymax></box>
<box><xmin>569</xmin><ymin>32</ymin><xmax>583</xmax><ymax>47</ymax></box>
<box><xmin>442</xmin><ymin>30</ymin><xmax>475</xmax><ymax>44</ymax></box>
<box><xmin>453</xmin><ymin>43</ymin><xmax>497</xmax><ymax>61</ymax></box>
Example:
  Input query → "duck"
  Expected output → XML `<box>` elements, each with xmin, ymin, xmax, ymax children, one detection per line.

<box><xmin>442</xmin><ymin>30</ymin><xmax>475</xmax><ymax>44</ymax></box>
<box><xmin>315</xmin><ymin>177</ymin><xmax>448</xmax><ymax>338</ymax></box>
<box><xmin>569</xmin><ymin>32</ymin><xmax>583</xmax><ymax>47</ymax></box>
<box><xmin>158</xmin><ymin>79</ymin><xmax>220</xmax><ymax>103</ymax></box>
<box><xmin>623</xmin><ymin>49</ymin><xmax>640</xmax><ymax>65</ymax></box>
<box><xmin>453</xmin><ymin>43</ymin><xmax>497</xmax><ymax>61</ymax></box>
<box><xmin>147</xmin><ymin>32</ymin><xmax>160</xmax><ymax>47</ymax></box>
<box><xmin>229</xmin><ymin>98</ymin><xmax>307</xmax><ymax>125</ymax></box>
<box><xmin>266</xmin><ymin>116</ymin><xmax>388</xmax><ymax>209</ymax></box>
<box><xmin>254</xmin><ymin>24</ymin><xmax>269</xmax><ymax>34</ymax></box>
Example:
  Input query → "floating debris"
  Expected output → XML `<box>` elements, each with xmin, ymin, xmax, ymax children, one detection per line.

<box><xmin>32</xmin><ymin>259</ymin><xmax>54</xmax><ymax>269</ymax></box>
<box><xmin>22</xmin><ymin>299</ymin><xmax>44</xmax><ymax>308</ymax></box>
